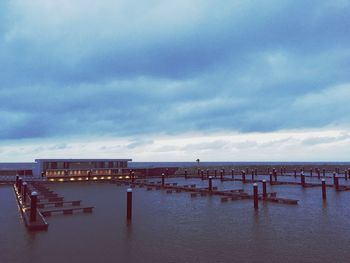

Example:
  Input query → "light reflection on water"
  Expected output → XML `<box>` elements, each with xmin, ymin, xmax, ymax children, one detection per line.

<box><xmin>1</xmin><ymin>177</ymin><xmax>350</xmax><ymax>263</ymax></box>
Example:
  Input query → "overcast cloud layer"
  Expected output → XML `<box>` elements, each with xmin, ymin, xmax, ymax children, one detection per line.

<box><xmin>1</xmin><ymin>1</ymin><xmax>350</xmax><ymax>160</ymax></box>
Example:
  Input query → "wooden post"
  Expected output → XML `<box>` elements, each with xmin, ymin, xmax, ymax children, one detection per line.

<box><xmin>30</xmin><ymin>191</ymin><xmax>38</xmax><ymax>222</ymax></box>
<box><xmin>184</xmin><ymin>170</ymin><xmax>187</xmax><ymax>179</ymax></box>
<box><xmin>262</xmin><ymin>180</ymin><xmax>267</xmax><ymax>199</ymax></box>
<box><xmin>214</xmin><ymin>169</ymin><xmax>217</xmax><ymax>178</ymax></box>
<box><xmin>322</xmin><ymin>179</ymin><xmax>326</xmax><ymax>200</ymax></box>
<box><xmin>201</xmin><ymin>170</ymin><xmax>204</xmax><ymax>180</ymax></box>
<box><xmin>294</xmin><ymin>169</ymin><xmax>297</xmax><ymax>178</ymax></box>
<box><xmin>333</xmin><ymin>173</ymin><xmax>339</xmax><ymax>190</ymax></box>
<box><xmin>301</xmin><ymin>173</ymin><xmax>305</xmax><ymax>187</ymax></box>
<box><xmin>231</xmin><ymin>169</ymin><xmax>234</xmax><ymax>179</ymax></box>
<box><xmin>127</xmin><ymin>188</ymin><xmax>132</xmax><ymax>221</ymax></box>
<box><xmin>253</xmin><ymin>183</ymin><xmax>258</xmax><ymax>209</ymax></box>
<box><xmin>22</xmin><ymin>182</ymin><xmax>27</xmax><ymax>203</ymax></box>
<box><xmin>220</xmin><ymin>170</ymin><xmax>223</xmax><ymax>181</ymax></box>
<box><xmin>15</xmin><ymin>175</ymin><xmax>19</xmax><ymax>189</ymax></box>
<box><xmin>323</xmin><ymin>169</ymin><xmax>325</xmax><ymax>177</ymax></box>
<box><xmin>18</xmin><ymin>178</ymin><xmax>23</xmax><ymax>193</ymax></box>
<box><xmin>206</xmin><ymin>169</ymin><xmax>210</xmax><ymax>178</ymax></box>
<box><xmin>161</xmin><ymin>173</ymin><xmax>165</xmax><ymax>187</ymax></box>
<box><xmin>269</xmin><ymin>172</ymin><xmax>273</xmax><ymax>185</ymax></box>
<box><xmin>208</xmin><ymin>176</ymin><xmax>213</xmax><ymax>191</ymax></box>
<box><xmin>242</xmin><ymin>171</ymin><xmax>246</xmax><ymax>183</ymax></box>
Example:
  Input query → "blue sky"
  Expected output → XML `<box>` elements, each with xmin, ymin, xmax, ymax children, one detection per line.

<box><xmin>1</xmin><ymin>0</ymin><xmax>350</xmax><ymax>161</ymax></box>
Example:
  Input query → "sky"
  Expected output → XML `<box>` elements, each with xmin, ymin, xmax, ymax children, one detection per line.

<box><xmin>1</xmin><ymin>0</ymin><xmax>350</xmax><ymax>162</ymax></box>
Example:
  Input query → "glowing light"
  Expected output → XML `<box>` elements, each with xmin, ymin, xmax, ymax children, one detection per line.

<box><xmin>101</xmin><ymin>177</ymin><xmax>105</xmax><ymax>180</ymax></box>
<box><xmin>125</xmin><ymin>176</ymin><xmax>130</xmax><ymax>179</ymax></box>
<box><xmin>107</xmin><ymin>176</ymin><xmax>111</xmax><ymax>179</ymax></box>
<box><xmin>70</xmin><ymin>178</ymin><xmax>75</xmax><ymax>181</ymax></box>
<box><xmin>118</xmin><ymin>176</ymin><xmax>123</xmax><ymax>179</ymax></box>
<box><xmin>78</xmin><ymin>177</ymin><xmax>82</xmax><ymax>181</ymax></box>
<box><xmin>93</xmin><ymin>177</ymin><xmax>98</xmax><ymax>180</ymax></box>
<box><xmin>59</xmin><ymin>178</ymin><xmax>64</xmax><ymax>182</ymax></box>
<box><xmin>49</xmin><ymin>179</ymin><xmax>55</xmax><ymax>182</ymax></box>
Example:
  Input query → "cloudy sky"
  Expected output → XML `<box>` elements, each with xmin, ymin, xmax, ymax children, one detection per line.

<box><xmin>1</xmin><ymin>0</ymin><xmax>350</xmax><ymax>162</ymax></box>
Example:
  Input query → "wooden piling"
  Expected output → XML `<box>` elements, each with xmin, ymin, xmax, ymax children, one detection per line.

<box><xmin>23</xmin><ymin>182</ymin><xmax>27</xmax><ymax>203</ymax></box>
<box><xmin>322</xmin><ymin>179</ymin><xmax>326</xmax><ymax>200</ymax></box>
<box><xmin>208</xmin><ymin>176</ymin><xmax>213</xmax><ymax>192</ymax></box>
<box><xmin>269</xmin><ymin>172</ymin><xmax>273</xmax><ymax>185</ymax></box>
<box><xmin>30</xmin><ymin>191</ymin><xmax>38</xmax><ymax>222</ymax></box>
<box><xmin>262</xmin><ymin>180</ymin><xmax>267</xmax><ymax>199</ymax></box>
<box><xmin>301</xmin><ymin>173</ymin><xmax>305</xmax><ymax>187</ymax></box>
<box><xmin>253</xmin><ymin>183</ymin><xmax>258</xmax><ymax>209</ymax></box>
<box><xmin>242</xmin><ymin>171</ymin><xmax>246</xmax><ymax>183</ymax></box>
<box><xmin>333</xmin><ymin>173</ymin><xmax>339</xmax><ymax>190</ymax></box>
<box><xmin>126</xmin><ymin>188</ymin><xmax>132</xmax><ymax>221</ymax></box>
<box><xmin>161</xmin><ymin>173</ymin><xmax>165</xmax><ymax>187</ymax></box>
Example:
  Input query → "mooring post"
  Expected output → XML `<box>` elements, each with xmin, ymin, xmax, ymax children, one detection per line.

<box><xmin>323</xmin><ymin>168</ymin><xmax>325</xmax><ymax>177</ymax></box>
<box><xmin>18</xmin><ymin>178</ymin><xmax>23</xmax><ymax>193</ymax></box>
<box><xmin>131</xmin><ymin>172</ymin><xmax>135</xmax><ymax>183</ymax></box>
<box><xmin>161</xmin><ymin>173</ymin><xmax>165</xmax><ymax>187</ymax></box>
<box><xmin>201</xmin><ymin>170</ymin><xmax>204</xmax><ymax>180</ymax></box>
<box><xmin>15</xmin><ymin>175</ymin><xmax>19</xmax><ymax>189</ymax></box>
<box><xmin>301</xmin><ymin>172</ymin><xmax>305</xmax><ymax>187</ymax></box>
<box><xmin>208</xmin><ymin>176</ymin><xmax>213</xmax><ymax>191</ymax></box>
<box><xmin>317</xmin><ymin>168</ymin><xmax>320</xmax><ymax>179</ymax></box>
<box><xmin>220</xmin><ymin>170</ymin><xmax>223</xmax><ymax>181</ymax></box>
<box><xmin>262</xmin><ymin>180</ymin><xmax>267</xmax><ymax>199</ymax></box>
<box><xmin>206</xmin><ymin>169</ymin><xmax>209</xmax><ymax>178</ymax></box>
<box><xmin>310</xmin><ymin>168</ymin><xmax>313</xmax><ymax>177</ymax></box>
<box><xmin>321</xmin><ymin>179</ymin><xmax>326</xmax><ymax>200</ymax></box>
<box><xmin>214</xmin><ymin>169</ymin><xmax>217</xmax><ymax>178</ymax></box>
<box><xmin>197</xmin><ymin>168</ymin><xmax>200</xmax><ymax>176</ymax></box>
<box><xmin>294</xmin><ymin>169</ymin><xmax>297</xmax><ymax>178</ymax></box>
<box><xmin>22</xmin><ymin>182</ymin><xmax>27</xmax><ymax>203</ymax></box>
<box><xmin>30</xmin><ymin>191</ymin><xmax>38</xmax><ymax>222</ymax></box>
<box><xmin>253</xmin><ymin>183</ymin><xmax>258</xmax><ymax>209</ymax></box>
<box><xmin>231</xmin><ymin>169</ymin><xmax>234</xmax><ymax>179</ymax></box>
<box><xmin>255</xmin><ymin>168</ymin><xmax>258</xmax><ymax>176</ymax></box>
<box><xmin>126</xmin><ymin>188</ymin><xmax>132</xmax><ymax>221</ymax></box>
<box><xmin>269</xmin><ymin>172</ymin><xmax>273</xmax><ymax>185</ymax></box>
<box><xmin>242</xmin><ymin>171</ymin><xmax>246</xmax><ymax>183</ymax></box>
<box><xmin>333</xmin><ymin>173</ymin><xmax>339</xmax><ymax>190</ymax></box>
<box><xmin>184</xmin><ymin>169</ymin><xmax>187</xmax><ymax>179</ymax></box>
<box><xmin>345</xmin><ymin>170</ymin><xmax>348</xmax><ymax>181</ymax></box>
<box><xmin>273</xmin><ymin>170</ymin><xmax>277</xmax><ymax>182</ymax></box>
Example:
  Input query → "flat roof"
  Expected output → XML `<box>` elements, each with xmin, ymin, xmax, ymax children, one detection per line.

<box><xmin>35</xmin><ymin>159</ymin><xmax>132</xmax><ymax>162</ymax></box>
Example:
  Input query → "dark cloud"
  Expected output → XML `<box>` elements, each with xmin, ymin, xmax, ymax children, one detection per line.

<box><xmin>1</xmin><ymin>1</ymin><xmax>350</xmax><ymax>140</ymax></box>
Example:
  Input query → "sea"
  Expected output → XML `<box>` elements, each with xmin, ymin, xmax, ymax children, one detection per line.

<box><xmin>1</xmin><ymin>162</ymin><xmax>350</xmax><ymax>263</ymax></box>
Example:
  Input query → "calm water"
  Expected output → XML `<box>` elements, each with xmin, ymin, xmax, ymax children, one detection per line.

<box><xmin>1</xmin><ymin>175</ymin><xmax>350</xmax><ymax>263</ymax></box>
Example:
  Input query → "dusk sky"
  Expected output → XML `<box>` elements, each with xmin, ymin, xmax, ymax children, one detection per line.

<box><xmin>1</xmin><ymin>0</ymin><xmax>350</xmax><ymax>162</ymax></box>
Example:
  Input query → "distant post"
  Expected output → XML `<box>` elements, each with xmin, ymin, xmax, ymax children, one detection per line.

<box><xmin>262</xmin><ymin>180</ymin><xmax>267</xmax><ymax>199</ymax></box>
<box><xmin>208</xmin><ymin>176</ymin><xmax>213</xmax><ymax>192</ymax></box>
<box><xmin>253</xmin><ymin>183</ymin><xmax>258</xmax><ymax>209</ymax></box>
<box><xmin>30</xmin><ymin>191</ymin><xmax>38</xmax><ymax>222</ymax></box>
<box><xmin>321</xmin><ymin>179</ymin><xmax>326</xmax><ymax>200</ymax></box>
<box><xmin>126</xmin><ymin>188</ymin><xmax>132</xmax><ymax>221</ymax></box>
<box><xmin>301</xmin><ymin>172</ymin><xmax>305</xmax><ymax>187</ymax></box>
